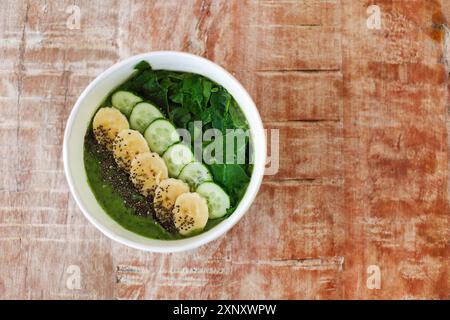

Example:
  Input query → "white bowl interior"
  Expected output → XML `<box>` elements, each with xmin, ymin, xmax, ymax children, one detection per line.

<box><xmin>64</xmin><ymin>52</ymin><xmax>266</xmax><ymax>252</ymax></box>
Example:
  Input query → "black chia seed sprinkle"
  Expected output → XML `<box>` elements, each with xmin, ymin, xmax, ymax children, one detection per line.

<box><xmin>85</xmin><ymin>129</ymin><xmax>177</xmax><ymax>233</ymax></box>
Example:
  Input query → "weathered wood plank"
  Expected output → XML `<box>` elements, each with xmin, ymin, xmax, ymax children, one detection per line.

<box><xmin>0</xmin><ymin>190</ymin><xmax>68</xmax><ymax>225</ymax></box>
<box><xmin>256</xmin><ymin>71</ymin><xmax>342</xmax><ymax>121</ymax></box>
<box><xmin>254</xmin><ymin>26</ymin><xmax>341</xmax><ymax>71</ymax></box>
<box><xmin>143</xmin><ymin>259</ymin><xmax>343</xmax><ymax>299</ymax></box>
<box><xmin>254</xmin><ymin>0</ymin><xmax>341</xmax><ymax>27</ymax></box>
<box><xmin>0</xmin><ymin>226</ymin><xmax>114</xmax><ymax>299</ymax></box>
<box><xmin>230</xmin><ymin>181</ymin><xmax>344</xmax><ymax>260</ymax></box>
<box><xmin>22</xmin><ymin>239</ymin><xmax>113</xmax><ymax>299</ymax></box>
<box><xmin>0</xmin><ymin>0</ymin><xmax>120</xmax><ymax>300</ymax></box>
<box><xmin>227</xmin><ymin>260</ymin><xmax>343</xmax><ymax>299</ymax></box>
<box><xmin>341</xmin><ymin>0</ymin><xmax>448</xmax><ymax>299</ymax></box>
<box><xmin>0</xmin><ymin>240</ymin><xmax>28</xmax><ymax>299</ymax></box>
<box><xmin>116</xmin><ymin>0</ymin><xmax>342</xmax><ymax>71</ymax></box>
<box><xmin>116</xmin><ymin>0</ymin><xmax>205</xmax><ymax>57</ymax></box>
<box><xmin>265</xmin><ymin>122</ymin><xmax>343</xmax><ymax>180</ymax></box>
<box><xmin>111</xmin><ymin>229</ymin><xmax>232</xmax><ymax>299</ymax></box>
<box><xmin>211</xmin><ymin>0</ymin><xmax>341</xmax><ymax>71</ymax></box>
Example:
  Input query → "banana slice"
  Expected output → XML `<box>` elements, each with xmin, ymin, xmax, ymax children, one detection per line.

<box><xmin>153</xmin><ymin>178</ymin><xmax>190</xmax><ymax>226</ymax></box>
<box><xmin>129</xmin><ymin>152</ymin><xmax>168</xmax><ymax>197</ymax></box>
<box><xmin>112</xmin><ymin>129</ymin><xmax>149</xmax><ymax>171</ymax></box>
<box><xmin>173</xmin><ymin>192</ymin><xmax>209</xmax><ymax>235</ymax></box>
<box><xmin>92</xmin><ymin>107</ymin><xmax>129</xmax><ymax>150</ymax></box>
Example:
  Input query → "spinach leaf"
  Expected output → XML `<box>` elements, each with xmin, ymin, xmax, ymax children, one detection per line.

<box><xmin>182</xmin><ymin>74</ymin><xmax>203</xmax><ymax>107</ymax></box>
<box><xmin>169</xmin><ymin>107</ymin><xmax>191</xmax><ymax>128</ymax></box>
<box><xmin>210</xmin><ymin>89</ymin><xmax>230</xmax><ymax>114</ymax></box>
<box><xmin>200</xmin><ymin>107</ymin><xmax>212</xmax><ymax>125</ymax></box>
<box><xmin>134</xmin><ymin>60</ymin><xmax>151</xmax><ymax>71</ymax></box>
<box><xmin>229</xmin><ymin>100</ymin><xmax>248</xmax><ymax>129</ymax></box>
<box><xmin>202</xmin><ymin>79</ymin><xmax>212</xmax><ymax>104</ymax></box>
<box><xmin>209</xmin><ymin>89</ymin><xmax>235</xmax><ymax>132</ymax></box>
<box><xmin>170</xmin><ymin>90</ymin><xmax>183</xmax><ymax>104</ymax></box>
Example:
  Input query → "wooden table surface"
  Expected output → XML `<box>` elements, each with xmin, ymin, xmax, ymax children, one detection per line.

<box><xmin>0</xmin><ymin>0</ymin><xmax>448</xmax><ymax>299</ymax></box>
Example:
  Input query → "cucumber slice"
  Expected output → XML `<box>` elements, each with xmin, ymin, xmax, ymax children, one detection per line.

<box><xmin>144</xmin><ymin>119</ymin><xmax>180</xmax><ymax>155</ymax></box>
<box><xmin>162</xmin><ymin>143</ymin><xmax>194</xmax><ymax>177</ymax></box>
<box><xmin>178</xmin><ymin>162</ymin><xmax>213</xmax><ymax>190</ymax></box>
<box><xmin>196</xmin><ymin>182</ymin><xmax>230</xmax><ymax>219</ymax></box>
<box><xmin>129</xmin><ymin>102</ymin><xmax>164</xmax><ymax>133</ymax></box>
<box><xmin>111</xmin><ymin>91</ymin><xmax>143</xmax><ymax>117</ymax></box>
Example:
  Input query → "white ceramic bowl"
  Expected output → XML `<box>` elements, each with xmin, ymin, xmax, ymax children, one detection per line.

<box><xmin>63</xmin><ymin>51</ymin><xmax>266</xmax><ymax>252</ymax></box>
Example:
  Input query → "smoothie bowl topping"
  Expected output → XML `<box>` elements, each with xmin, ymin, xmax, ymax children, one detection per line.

<box><xmin>84</xmin><ymin>60</ymin><xmax>253</xmax><ymax>239</ymax></box>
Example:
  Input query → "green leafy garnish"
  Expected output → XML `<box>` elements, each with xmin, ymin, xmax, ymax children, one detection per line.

<box><xmin>114</xmin><ymin>61</ymin><xmax>253</xmax><ymax>208</ymax></box>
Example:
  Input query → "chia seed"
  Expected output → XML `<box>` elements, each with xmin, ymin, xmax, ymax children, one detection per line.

<box><xmin>85</xmin><ymin>129</ymin><xmax>177</xmax><ymax>233</ymax></box>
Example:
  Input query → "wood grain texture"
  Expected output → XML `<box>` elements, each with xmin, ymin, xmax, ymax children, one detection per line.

<box><xmin>341</xmin><ymin>0</ymin><xmax>448</xmax><ymax>299</ymax></box>
<box><xmin>0</xmin><ymin>0</ymin><xmax>448</xmax><ymax>300</ymax></box>
<box><xmin>252</xmin><ymin>71</ymin><xmax>343</xmax><ymax>121</ymax></box>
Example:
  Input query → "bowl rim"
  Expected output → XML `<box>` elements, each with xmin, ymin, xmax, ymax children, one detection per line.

<box><xmin>63</xmin><ymin>51</ymin><xmax>266</xmax><ymax>252</ymax></box>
